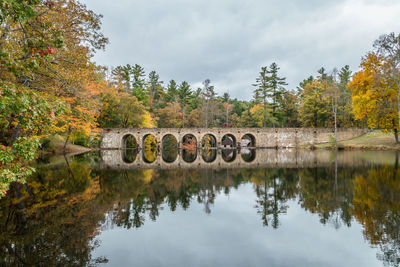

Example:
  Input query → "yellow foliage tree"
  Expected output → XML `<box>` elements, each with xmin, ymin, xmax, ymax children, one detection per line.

<box><xmin>348</xmin><ymin>53</ymin><xmax>399</xmax><ymax>142</ymax></box>
<box><xmin>250</xmin><ymin>104</ymin><xmax>273</xmax><ymax>127</ymax></box>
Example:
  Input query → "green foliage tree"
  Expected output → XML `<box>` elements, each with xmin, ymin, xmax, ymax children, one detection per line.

<box><xmin>337</xmin><ymin>65</ymin><xmax>354</xmax><ymax>127</ymax></box>
<box><xmin>373</xmin><ymin>32</ymin><xmax>400</xmax><ymax>138</ymax></box>
<box><xmin>165</xmin><ymin>79</ymin><xmax>178</xmax><ymax>102</ymax></box>
<box><xmin>177</xmin><ymin>81</ymin><xmax>192</xmax><ymax>127</ymax></box>
<box><xmin>131</xmin><ymin>64</ymin><xmax>148</xmax><ymax>103</ymax></box>
<box><xmin>253</xmin><ymin>63</ymin><xmax>287</xmax><ymax>127</ymax></box>
<box><xmin>112</xmin><ymin>64</ymin><xmax>132</xmax><ymax>93</ymax></box>
<box><xmin>280</xmin><ymin>90</ymin><xmax>300</xmax><ymax>127</ymax></box>
<box><xmin>253</xmin><ymin>66</ymin><xmax>270</xmax><ymax>127</ymax></box>
<box><xmin>98</xmin><ymin>93</ymin><xmax>147</xmax><ymax>128</ymax></box>
<box><xmin>147</xmin><ymin>70</ymin><xmax>163</xmax><ymax>105</ymax></box>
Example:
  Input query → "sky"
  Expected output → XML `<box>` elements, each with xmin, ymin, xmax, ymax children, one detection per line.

<box><xmin>81</xmin><ymin>0</ymin><xmax>400</xmax><ymax>100</ymax></box>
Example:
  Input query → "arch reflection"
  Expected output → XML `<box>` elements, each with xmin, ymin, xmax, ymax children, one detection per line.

<box><xmin>201</xmin><ymin>148</ymin><xmax>217</xmax><ymax>163</ymax></box>
<box><xmin>182</xmin><ymin>148</ymin><xmax>197</xmax><ymax>163</ymax></box>
<box><xmin>241</xmin><ymin>148</ymin><xmax>256</xmax><ymax>162</ymax></box>
<box><xmin>162</xmin><ymin>135</ymin><xmax>178</xmax><ymax>163</ymax></box>
<box><xmin>221</xmin><ymin>149</ymin><xmax>237</xmax><ymax>162</ymax></box>
<box><xmin>143</xmin><ymin>134</ymin><xmax>157</xmax><ymax>163</ymax></box>
<box><xmin>122</xmin><ymin>149</ymin><xmax>138</xmax><ymax>164</ymax></box>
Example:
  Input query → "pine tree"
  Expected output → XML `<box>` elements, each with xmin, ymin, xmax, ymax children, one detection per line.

<box><xmin>253</xmin><ymin>66</ymin><xmax>269</xmax><ymax>127</ymax></box>
<box><xmin>267</xmin><ymin>63</ymin><xmax>288</xmax><ymax>127</ymax></box>
<box><xmin>178</xmin><ymin>81</ymin><xmax>192</xmax><ymax>127</ymax></box>
<box><xmin>253</xmin><ymin>63</ymin><xmax>287</xmax><ymax>127</ymax></box>
<box><xmin>132</xmin><ymin>64</ymin><xmax>147</xmax><ymax>103</ymax></box>
<box><xmin>166</xmin><ymin>80</ymin><xmax>178</xmax><ymax>102</ymax></box>
<box><xmin>147</xmin><ymin>70</ymin><xmax>163</xmax><ymax>104</ymax></box>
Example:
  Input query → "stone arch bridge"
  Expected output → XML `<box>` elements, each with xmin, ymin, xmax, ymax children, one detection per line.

<box><xmin>101</xmin><ymin>128</ymin><xmax>368</xmax><ymax>149</ymax></box>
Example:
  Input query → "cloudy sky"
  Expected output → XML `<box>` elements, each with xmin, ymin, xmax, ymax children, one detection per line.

<box><xmin>81</xmin><ymin>0</ymin><xmax>400</xmax><ymax>100</ymax></box>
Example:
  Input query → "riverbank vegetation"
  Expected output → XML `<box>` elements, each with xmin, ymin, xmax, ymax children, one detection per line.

<box><xmin>0</xmin><ymin>0</ymin><xmax>400</xmax><ymax>196</ymax></box>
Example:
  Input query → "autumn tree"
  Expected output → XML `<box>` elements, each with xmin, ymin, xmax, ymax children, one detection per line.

<box><xmin>98</xmin><ymin>92</ymin><xmax>153</xmax><ymax>128</ymax></box>
<box><xmin>373</xmin><ymin>32</ymin><xmax>400</xmax><ymax>140</ymax></box>
<box><xmin>298</xmin><ymin>80</ymin><xmax>331</xmax><ymax>127</ymax></box>
<box><xmin>348</xmin><ymin>53</ymin><xmax>399</xmax><ymax>142</ymax></box>
<box><xmin>280</xmin><ymin>90</ymin><xmax>300</xmax><ymax>127</ymax></box>
<box><xmin>157</xmin><ymin>102</ymin><xmax>182</xmax><ymax>128</ymax></box>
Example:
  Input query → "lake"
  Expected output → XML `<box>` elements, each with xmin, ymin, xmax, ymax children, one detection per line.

<box><xmin>0</xmin><ymin>149</ymin><xmax>399</xmax><ymax>267</ymax></box>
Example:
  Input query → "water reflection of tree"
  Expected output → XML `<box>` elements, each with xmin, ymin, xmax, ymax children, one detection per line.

<box><xmin>298</xmin><ymin>166</ymin><xmax>357</xmax><ymax>227</ymax></box>
<box><xmin>0</xmin><ymin>156</ymin><xmax>107</xmax><ymax>266</ymax></box>
<box><xmin>1</xmin><ymin>153</ymin><xmax>400</xmax><ymax>267</ymax></box>
<box><xmin>253</xmin><ymin>169</ymin><xmax>298</xmax><ymax>228</ymax></box>
<box><xmin>197</xmin><ymin>169</ymin><xmax>216</xmax><ymax>214</ymax></box>
<box><xmin>352</xmin><ymin>165</ymin><xmax>400</xmax><ymax>267</ymax></box>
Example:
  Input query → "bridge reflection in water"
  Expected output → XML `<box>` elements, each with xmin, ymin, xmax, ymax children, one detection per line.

<box><xmin>100</xmin><ymin>148</ymin><xmax>370</xmax><ymax>170</ymax></box>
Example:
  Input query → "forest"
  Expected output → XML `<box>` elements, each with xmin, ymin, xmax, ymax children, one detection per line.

<box><xmin>0</xmin><ymin>0</ymin><xmax>400</xmax><ymax>195</ymax></box>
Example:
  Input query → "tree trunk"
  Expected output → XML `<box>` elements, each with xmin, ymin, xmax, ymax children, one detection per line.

<box><xmin>182</xmin><ymin>105</ymin><xmax>185</xmax><ymax>128</ymax></box>
<box><xmin>9</xmin><ymin>124</ymin><xmax>21</xmax><ymax>146</ymax></box>
<box><xmin>64</xmin><ymin>126</ymin><xmax>72</xmax><ymax>152</ymax></box>
<box><xmin>398</xmin><ymin>80</ymin><xmax>400</xmax><ymax>144</ymax></box>
<box><xmin>263</xmin><ymin>100</ymin><xmax>266</xmax><ymax>128</ymax></box>
<box><xmin>395</xmin><ymin>128</ymin><xmax>399</xmax><ymax>144</ymax></box>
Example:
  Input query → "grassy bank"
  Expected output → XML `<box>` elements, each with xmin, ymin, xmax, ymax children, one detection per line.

<box><xmin>315</xmin><ymin>130</ymin><xmax>400</xmax><ymax>150</ymax></box>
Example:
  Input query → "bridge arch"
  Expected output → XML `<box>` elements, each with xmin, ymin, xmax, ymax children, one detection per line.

<box><xmin>201</xmin><ymin>134</ymin><xmax>217</xmax><ymax>148</ymax></box>
<box><xmin>182</xmin><ymin>134</ymin><xmax>197</xmax><ymax>150</ymax></box>
<box><xmin>221</xmin><ymin>134</ymin><xmax>236</xmax><ymax>147</ymax></box>
<box><xmin>142</xmin><ymin>134</ymin><xmax>157</xmax><ymax>163</ymax></box>
<box><xmin>241</xmin><ymin>133</ymin><xmax>256</xmax><ymax>147</ymax></box>
<box><xmin>121</xmin><ymin>134</ymin><xmax>137</xmax><ymax>150</ymax></box>
<box><xmin>162</xmin><ymin>134</ymin><xmax>178</xmax><ymax>163</ymax></box>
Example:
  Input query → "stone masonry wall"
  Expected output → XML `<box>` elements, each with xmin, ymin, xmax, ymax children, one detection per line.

<box><xmin>100</xmin><ymin>128</ymin><xmax>369</xmax><ymax>149</ymax></box>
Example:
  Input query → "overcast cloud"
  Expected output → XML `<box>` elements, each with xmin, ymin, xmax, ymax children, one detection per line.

<box><xmin>81</xmin><ymin>0</ymin><xmax>400</xmax><ymax>100</ymax></box>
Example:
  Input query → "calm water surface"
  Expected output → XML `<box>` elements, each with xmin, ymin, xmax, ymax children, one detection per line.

<box><xmin>1</xmin><ymin>149</ymin><xmax>399</xmax><ymax>267</ymax></box>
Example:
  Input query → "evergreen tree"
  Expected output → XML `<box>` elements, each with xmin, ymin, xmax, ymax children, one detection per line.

<box><xmin>112</xmin><ymin>64</ymin><xmax>132</xmax><ymax>93</ymax></box>
<box><xmin>202</xmin><ymin>79</ymin><xmax>216</xmax><ymax>127</ymax></box>
<box><xmin>132</xmin><ymin>64</ymin><xmax>147</xmax><ymax>103</ymax></box>
<box><xmin>267</xmin><ymin>63</ymin><xmax>288</xmax><ymax>127</ymax></box>
<box><xmin>338</xmin><ymin>65</ymin><xmax>353</xmax><ymax>127</ymax></box>
<box><xmin>165</xmin><ymin>80</ymin><xmax>178</xmax><ymax>102</ymax></box>
<box><xmin>253</xmin><ymin>66</ymin><xmax>270</xmax><ymax>127</ymax></box>
<box><xmin>177</xmin><ymin>81</ymin><xmax>192</xmax><ymax>127</ymax></box>
<box><xmin>147</xmin><ymin>70</ymin><xmax>163</xmax><ymax>104</ymax></box>
<box><xmin>253</xmin><ymin>63</ymin><xmax>287</xmax><ymax>127</ymax></box>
